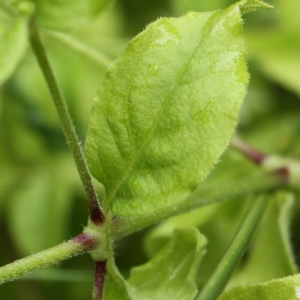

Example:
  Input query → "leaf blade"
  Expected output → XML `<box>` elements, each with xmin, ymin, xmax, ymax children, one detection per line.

<box><xmin>85</xmin><ymin>2</ymin><xmax>249</xmax><ymax>217</ymax></box>
<box><xmin>128</xmin><ymin>227</ymin><xmax>207</xmax><ymax>300</ymax></box>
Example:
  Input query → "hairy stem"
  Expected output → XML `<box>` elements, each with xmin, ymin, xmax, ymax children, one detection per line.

<box><xmin>93</xmin><ymin>261</ymin><xmax>107</xmax><ymax>300</ymax></box>
<box><xmin>195</xmin><ymin>195</ymin><xmax>268</xmax><ymax>300</ymax></box>
<box><xmin>0</xmin><ymin>233</ymin><xmax>98</xmax><ymax>285</ymax></box>
<box><xmin>29</xmin><ymin>22</ymin><xmax>104</xmax><ymax>224</ymax></box>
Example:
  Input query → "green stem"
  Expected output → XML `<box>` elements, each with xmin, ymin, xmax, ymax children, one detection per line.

<box><xmin>46</xmin><ymin>31</ymin><xmax>113</xmax><ymax>69</ymax></box>
<box><xmin>195</xmin><ymin>195</ymin><xmax>268</xmax><ymax>300</ymax></box>
<box><xmin>0</xmin><ymin>233</ymin><xmax>98</xmax><ymax>285</ymax></box>
<box><xmin>29</xmin><ymin>22</ymin><xmax>104</xmax><ymax>224</ymax></box>
<box><xmin>20</xmin><ymin>269</ymin><xmax>93</xmax><ymax>282</ymax></box>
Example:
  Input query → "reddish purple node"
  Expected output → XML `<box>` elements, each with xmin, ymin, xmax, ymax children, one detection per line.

<box><xmin>90</xmin><ymin>202</ymin><xmax>105</xmax><ymax>225</ymax></box>
<box><xmin>73</xmin><ymin>233</ymin><xmax>98</xmax><ymax>251</ymax></box>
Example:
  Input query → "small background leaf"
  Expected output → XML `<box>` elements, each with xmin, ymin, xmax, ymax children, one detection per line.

<box><xmin>104</xmin><ymin>227</ymin><xmax>207</xmax><ymax>300</ymax></box>
<box><xmin>0</xmin><ymin>3</ymin><xmax>29</xmax><ymax>85</ymax></box>
<box><xmin>31</xmin><ymin>0</ymin><xmax>111</xmax><ymax>30</ymax></box>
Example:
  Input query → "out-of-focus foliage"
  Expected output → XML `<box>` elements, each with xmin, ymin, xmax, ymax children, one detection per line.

<box><xmin>0</xmin><ymin>0</ymin><xmax>300</xmax><ymax>299</ymax></box>
<box><xmin>29</xmin><ymin>0</ymin><xmax>111</xmax><ymax>31</ymax></box>
<box><xmin>0</xmin><ymin>3</ymin><xmax>125</xmax><ymax>299</ymax></box>
<box><xmin>0</xmin><ymin>1</ymin><xmax>31</xmax><ymax>85</ymax></box>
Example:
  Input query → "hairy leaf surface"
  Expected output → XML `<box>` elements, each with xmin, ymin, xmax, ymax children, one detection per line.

<box><xmin>85</xmin><ymin>2</ymin><xmax>249</xmax><ymax>217</ymax></box>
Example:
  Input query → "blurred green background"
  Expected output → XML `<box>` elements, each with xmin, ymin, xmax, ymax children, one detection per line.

<box><xmin>1</xmin><ymin>0</ymin><xmax>300</xmax><ymax>299</ymax></box>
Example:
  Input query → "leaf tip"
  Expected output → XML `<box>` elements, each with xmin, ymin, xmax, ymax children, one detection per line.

<box><xmin>239</xmin><ymin>0</ymin><xmax>273</xmax><ymax>14</ymax></box>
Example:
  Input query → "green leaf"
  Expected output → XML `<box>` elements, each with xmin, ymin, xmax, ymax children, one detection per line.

<box><xmin>85</xmin><ymin>2</ymin><xmax>250</xmax><ymax>217</ymax></box>
<box><xmin>219</xmin><ymin>274</ymin><xmax>300</xmax><ymax>300</ymax></box>
<box><xmin>103</xmin><ymin>227</ymin><xmax>207</xmax><ymax>300</ymax></box>
<box><xmin>31</xmin><ymin>0</ymin><xmax>111</xmax><ymax>30</ymax></box>
<box><xmin>0</xmin><ymin>2</ymin><xmax>30</xmax><ymax>85</ymax></box>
